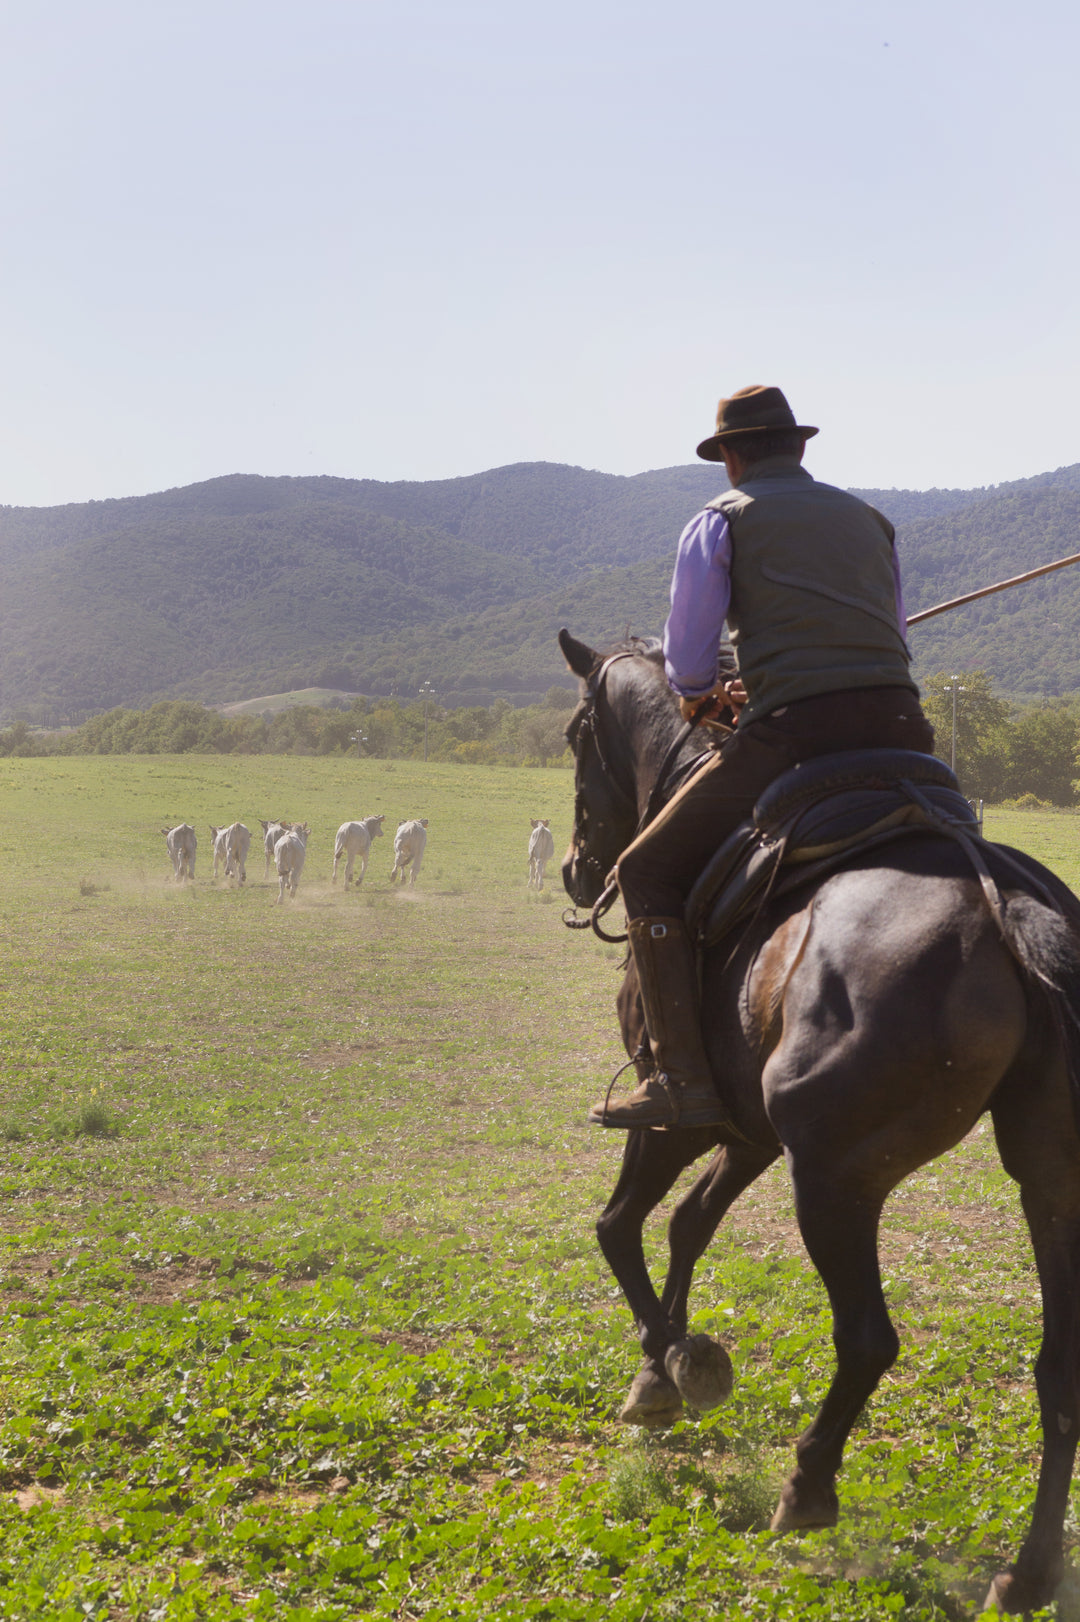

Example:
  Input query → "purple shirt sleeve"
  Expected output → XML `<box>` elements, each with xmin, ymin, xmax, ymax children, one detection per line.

<box><xmin>662</xmin><ymin>508</ymin><xmax>732</xmax><ymax>697</ymax></box>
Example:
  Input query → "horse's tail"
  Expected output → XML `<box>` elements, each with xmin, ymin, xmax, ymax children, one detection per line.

<box><xmin>993</xmin><ymin>850</ymin><xmax>1080</xmax><ymax>1120</ymax></box>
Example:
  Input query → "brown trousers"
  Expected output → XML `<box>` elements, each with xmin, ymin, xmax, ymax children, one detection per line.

<box><xmin>616</xmin><ymin>685</ymin><xmax>936</xmax><ymax>919</ymax></box>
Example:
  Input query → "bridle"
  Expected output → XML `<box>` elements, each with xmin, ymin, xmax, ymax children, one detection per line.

<box><xmin>563</xmin><ymin>651</ymin><xmax>711</xmax><ymax>941</ymax></box>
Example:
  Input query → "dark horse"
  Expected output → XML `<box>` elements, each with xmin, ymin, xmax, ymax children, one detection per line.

<box><xmin>559</xmin><ymin>629</ymin><xmax>1080</xmax><ymax>1615</ymax></box>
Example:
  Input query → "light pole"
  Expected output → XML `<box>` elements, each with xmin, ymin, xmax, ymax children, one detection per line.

<box><xmin>943</xmin><ymin>677</ymin><xmax>967</xmax><ymax>775</ymax></box>
<box><xmin>418</xmin><ymin>681</ymin><xmax>436</xmax><ymax>763</ymax></box>
<box><xmin>349</xmin><ymin>729</ymin><xmax>368</xmax><ymax>759</ymax></box>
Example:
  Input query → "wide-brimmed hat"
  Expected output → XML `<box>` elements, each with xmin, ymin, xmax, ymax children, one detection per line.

<box><xmin>696</xmin><ymin>385</ymin><xmax>819</xmax><ymax>462</ymax></box>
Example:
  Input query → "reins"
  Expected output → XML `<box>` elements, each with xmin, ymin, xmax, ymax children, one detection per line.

<box><xmin>562</xmin><ymin>653</ymin><xmax>709</xmax><ymax>943</ymax></box>
<box><xmin>639</xmin><ymin>717</ymin><xmax>708</xmax><ymax>833</ymax></box>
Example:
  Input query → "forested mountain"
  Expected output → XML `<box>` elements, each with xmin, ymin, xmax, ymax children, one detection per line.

<box><xmin>2</xmin><ymin>459</ymin><xmax>1079</xmax><ymax>721</ymax></box>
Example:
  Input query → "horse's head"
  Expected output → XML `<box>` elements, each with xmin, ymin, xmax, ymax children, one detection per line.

<box><xmin>558</xmin><ymin>629</ymin><xmax>681</xmax><ymax>907</ymax></box>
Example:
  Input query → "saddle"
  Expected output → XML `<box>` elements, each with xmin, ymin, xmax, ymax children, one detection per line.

<box><xmin>685</xmin><ymin>748</ymin><xmax>978</xmax><ymax>951</ymax></box>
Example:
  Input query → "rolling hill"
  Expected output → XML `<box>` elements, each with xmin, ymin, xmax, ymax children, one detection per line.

<box><xmin>2</xmin><ymin>460</ymin><xmax>1079</xmax><ymax>721</ymax></box>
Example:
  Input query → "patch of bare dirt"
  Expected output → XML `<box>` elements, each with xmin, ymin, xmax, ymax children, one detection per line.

<box><xmin>365</xmin><ymin>1328</ymin><xmax>442</xmax><ymax>1356</ymax></box>
<box><xmin>246</xmin><ymin>1483</ymin><xmax>331</xmax><ymax>1509</ymax></box>
<box><xmin>13</xmin><ymin>1484</ymin><xmax>66</xmax><ymax>1512</ymax></box>
<box><xmin>124</xmin><ymin>1254</ymin><xmax>222</xmax><ymax>1302</ymax></box>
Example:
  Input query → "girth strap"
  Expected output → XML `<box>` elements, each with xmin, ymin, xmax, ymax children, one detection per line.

<box><xmin>898</xmin><ymin>780</ymin><xmax>1011</xmax><ymax>939</ymax></box>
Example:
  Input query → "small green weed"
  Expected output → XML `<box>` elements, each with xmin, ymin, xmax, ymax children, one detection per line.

<box><xmin>716</xmin><ymin>1435</ymin><xmax>777</xmax><ymax>1531</ymax></box>
<box><xmin>608</xmin><ymin>1438</ymin><xmax>677</xmax><ymax>1518</ymax></box>
<box><xmin>75</xmin><ymin>1093</ymin><xmax>117</xmax><ymax>1138</ymax></box>
<box><xmin>73</xmin><ymin>1096</ymin><xmax>114</xmax><ymax>1135</ymax></box>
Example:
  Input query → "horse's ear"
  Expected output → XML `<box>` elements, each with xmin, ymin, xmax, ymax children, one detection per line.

<box><xmin>559</xmin><ymin>629</ymin><xmax>599</xmax><ymax>678</ymax></box>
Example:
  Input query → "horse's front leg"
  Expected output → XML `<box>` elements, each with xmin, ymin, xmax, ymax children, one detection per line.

<box><xmin>661</xmin><ymin>1140</ymin><xmax>781</xmax><ymax>1335</ymax></box>
<box><xmin>606</xmin><ymin>969</ymin><xmax>778</xmax><ymax>1421</ymax></box>
<box><xmin>656</xmin><ymin>1140</ymin><xmax>781</xmax><ymax>1409</ymax></box>
<box><xmin>598</xmin><ymin>1127</ymin><xmax>711</xmax><ymax>1356</ymax></box>
<box><xmin>597</xmin><ymin>1127</ymin><xmax>714</xmax><ymax>1425</ymax></box>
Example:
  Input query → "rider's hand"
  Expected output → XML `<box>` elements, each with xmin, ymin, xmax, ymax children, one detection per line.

<box><xmin>723</xmin><ymin>677</ymin><xmax>748</xmax><ymax>710</ymax></box>
<box><xmin>678</xmin><ymin>687</ymin><xmax>726</xmax><ymax>724</ymax></box>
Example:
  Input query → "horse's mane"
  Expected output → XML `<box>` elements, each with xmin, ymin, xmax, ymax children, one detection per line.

<box><xmin>596</xmin><ymin>635</ymin><xmax>736</xmax><ymax>674</ymax></box>
<box><xmin>597</xmin><ymin>636</ymin><xmax>664</xmax><ymax>666</ymax></box>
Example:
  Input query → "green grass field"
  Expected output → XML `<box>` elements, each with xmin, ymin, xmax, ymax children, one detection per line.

<box><xmin>1</xmin><ymin>759</ymin><xmax>1080</xmax><ymax>1620</ymax></box>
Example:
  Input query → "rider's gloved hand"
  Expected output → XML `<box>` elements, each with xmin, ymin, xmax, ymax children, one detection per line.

<box><xmin>678</xmin><ymin>685</ymin><xmax>728</xmax><ymax>725</ymax></box>
<box><xmin>678</xmin><ymin>677</ymin><xmax>747</xmax><ymax>731</ymax></box>
<box><xmin>677</xmin><ymin>684</ymin><xmax>720</xmax><ymax>723</ymax></box>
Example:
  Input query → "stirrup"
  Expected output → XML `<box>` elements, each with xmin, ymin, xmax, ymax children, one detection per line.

<box><xmin>588</xmin><ymin>1071</ymin><xmax>680</xmax><ymax>1129</ymax></box>
<box><xmin>587</xmin><ymin>1056</ymin><xmax>653</xmax><ymax>1125</ymax></box>
<box><xmin>588</xmin><ymin>1065</ymin><xmax>753</xmax><ymax>1138</ymax></box>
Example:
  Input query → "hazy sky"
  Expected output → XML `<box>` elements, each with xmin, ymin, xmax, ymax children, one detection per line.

<box><xmin>2</xmin><ymin>0</ymin><xmax>1078</xmax><ymax>506</ymax></box>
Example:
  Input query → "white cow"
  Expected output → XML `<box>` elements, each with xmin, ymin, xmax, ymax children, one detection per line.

<box><xmin>332</xmin><ymin>815</ymin><xmax>386</xmax><ymax>886</ymax></box>
<box><xmin>161</xmin><ymin>823</ymin><xmax>197</xmax><ymax>881</ymax></box>
<box><xmin>225</xmin><ymin>822</ymin><xmax>251</xmax><ymax>884</ymax></box>
<box><xmin>527</xmin><ymin>819</ymin><xmax>556</xmax><ymax>890</ymax></box>
<box><xmin>390</xmin><ymin>819</ymin><xmax>428</xmax><ymax>886</ymax></box>
<box><xmin>260</xmin><ymin>819</ymin><xmax>291</xmax><ymax>880</ymax></box>
<box><xmin>209</xmin><ymin>822</ymin><xmax>250</xmax><ymax>883</ymax></box>
<box><xmin>209</xmin><ymin>825</ymin><xmax>230</xmax><ymax>880</ymax></box>
<box><xmin>275</xmin><ymin>822</ymin><xmax>311</xmax><ymax>902</ymax></box>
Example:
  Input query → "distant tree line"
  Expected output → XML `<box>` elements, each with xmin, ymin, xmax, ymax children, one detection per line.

<box><xmin>0</xmin><ymin>690</ymin><xmax>577</xmax><ymax>768</ymax></box>
<box><xmin>921</xmin><ymin>671</ymin><xmax>1080</xmax><ymax>805</ymax></box>
<box><xmin>4</xmin><ymin>672</ymin><xmax>1080</xmax><ymax>805</ymax></box>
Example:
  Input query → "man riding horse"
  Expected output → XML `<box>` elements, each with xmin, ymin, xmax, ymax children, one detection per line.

<box><xmin>592</xmin><ymin>384</ymin><xmax>935</xmax><ymax>1131</ymax></box>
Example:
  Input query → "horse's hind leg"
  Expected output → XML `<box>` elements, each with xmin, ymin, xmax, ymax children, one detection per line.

<box><xmin>772</xmin><ymin>1167</ymin><xmax>899</xmax><ymax>1531</ymax></box>
<box><xmin>985</xmin><ymin>1050</ymin><xmax>1080</xmax><ymax>1614</ymax></box>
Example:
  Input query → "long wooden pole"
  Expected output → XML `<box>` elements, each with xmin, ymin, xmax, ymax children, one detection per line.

<box><xmin>906</xmin><ymin>551</ymin><xmax>1080</xmax><ymax>627</ymax></box>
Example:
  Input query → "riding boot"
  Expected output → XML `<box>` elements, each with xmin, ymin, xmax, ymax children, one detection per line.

<box><xmin>589</xmin><ymin>917</ymin><xmax>743</xmax><ymax>1133</ymax></box>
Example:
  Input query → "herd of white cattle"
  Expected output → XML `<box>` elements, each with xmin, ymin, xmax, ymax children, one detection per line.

<box><xmin>161</xmin><ymin>814</ymin><xmax>556</xmax><ymax>900</ymax></box>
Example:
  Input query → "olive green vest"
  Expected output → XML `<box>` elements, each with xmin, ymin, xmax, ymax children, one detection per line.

<box><xmin>706</xmin><ymin>457</ymin><xmax>914</xmax><ymax>726</ymax></box>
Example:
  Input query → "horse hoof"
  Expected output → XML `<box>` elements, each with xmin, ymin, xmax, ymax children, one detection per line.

<box><xmin>663</xmin><ymin>1334</ymin><xmax>733</xmax><ymax>1411</ymax></box>
<box><xmin>983</xmin><ymin>1575</ymin><xmax>1009</xmax><ymax>1614</ymax></box>
<box><xmin>618</xmin><ymin>1366</ymin><xmax>683</xmax><ymax>1429</ymax></box>
<box><xmin>770</xmin><ymin>1475</ymin><xmax>839</xmax><ymax>1532</ymax></box>
<box><xmin>655</xmin><ymin>1336</ymin><xmax>732</xmax><ymax>1414</ymax></box>
<box><xmin>983</xmin><ymin>1568</ymin><xmax>1061</xmax><ymax>1615</ymax></box>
